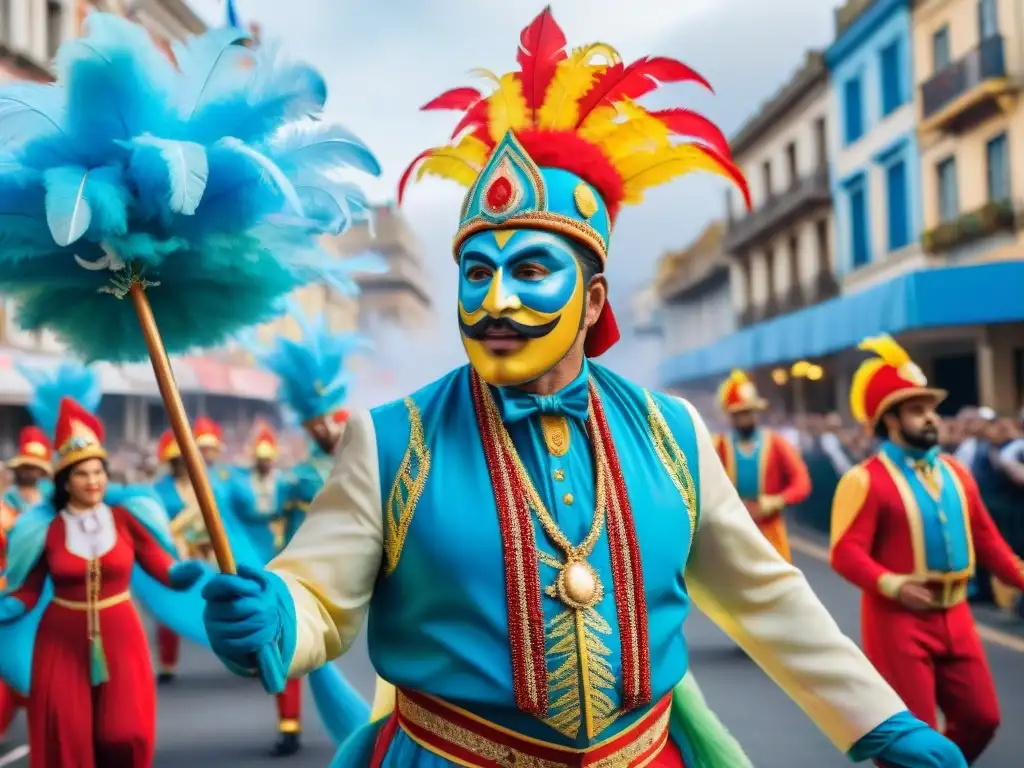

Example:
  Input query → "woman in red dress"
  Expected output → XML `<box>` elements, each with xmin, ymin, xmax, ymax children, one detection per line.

<box><xmin>0</xmin><ymin>398</ymin><xmax>202</xmax><ymax>768</ymax></box>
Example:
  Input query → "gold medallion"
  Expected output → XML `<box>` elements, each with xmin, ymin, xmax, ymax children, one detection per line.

<box><xmin>540</xmin><ymin>414</ymin><xmax>570</xmax><ymax>457</ymax></box>
<box><xmin>555</xmin><ymin>559</ymin><xmax>603</xmax><ymax>609</ymax></box>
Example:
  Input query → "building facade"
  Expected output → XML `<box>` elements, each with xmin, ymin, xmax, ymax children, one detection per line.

<box><xmin>827</xmin><ymin>0</ymin><xmax>925</xmax><ymax>293</ymax></box>
<box><xmin>913</xmin><ymin>0</ymin><xmax>1024</xmax><ymax>263</ymax></box>
<box><xmin>723</xmin><ymin>51</ymin><xmax>837</xmax><ymax>332</ymax></box>
<box><xmin>656</xmin><ymin>222</ymin><xmax>733</xmax><ymax>357</ymax></box>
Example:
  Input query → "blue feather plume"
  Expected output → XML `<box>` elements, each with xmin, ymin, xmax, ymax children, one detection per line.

<box><xmin>0</xmin><ymin>12</ymin><xmax>380</xmax><ymax>362</ymax></box>
<box><xmin>241</xmin><ymin>299</ymin><xmax>371</xmax><ymax>422</ymax></box>
<box><xmin>16</xmin><ymin>360</ymin><xmax>102</xmax><ymax>441</ymax></box>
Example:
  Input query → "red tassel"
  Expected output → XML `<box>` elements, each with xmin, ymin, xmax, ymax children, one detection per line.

<box><xmin>584</xmin><ymin>303</ymin><xmax>621</xmax><ymax>358</ymax></box>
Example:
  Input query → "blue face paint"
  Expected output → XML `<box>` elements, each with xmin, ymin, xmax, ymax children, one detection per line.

<box><xmin>458</xmin><ymin>230</ymin><xmax>580</xmax><ymax>317</ymax></box>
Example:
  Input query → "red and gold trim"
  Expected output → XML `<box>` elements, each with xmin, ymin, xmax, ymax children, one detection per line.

<box><xmin>469</xmin><ymin>370</ymin><xmax>651</xmax><ymax>719</ymax></box>
<box><xmin>470</xmin><ymin>373</ymin><xmax>548</xmax><ymax>716</ymax></box>
<box><xmin>588</xmin><ymin>385</ymin><xmax>650</xmax><ymax>710</ymax></box>
<box><xmin>391</xmin><ymin>688</ymin><xmax>671</xmax><ymax>768</ymax></box>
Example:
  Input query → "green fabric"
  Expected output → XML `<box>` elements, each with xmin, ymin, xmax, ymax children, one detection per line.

<box><xmin>671</xmin><ymin>671</ymin><xmax>753</xmax><ymax>768</ymax></box>
<box><xmin>90</xmin><ymin>634</ymin><xmax>109</xmax><ymax>687</ymax></box>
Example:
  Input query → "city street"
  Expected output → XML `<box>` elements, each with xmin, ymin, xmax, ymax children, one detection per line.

<box><xmin>1</xmin><ymin>534</ymin><xmax>1022</xmax><ymax>767</ymax></box>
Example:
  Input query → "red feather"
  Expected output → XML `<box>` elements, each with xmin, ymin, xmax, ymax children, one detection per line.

<box><xmin>449</xmin><ymin>99</ymin><xmax>492</xmax><ymax>144</ymax></box>
<box><xmin>397</xmin><ymin>149</ymin><xmax>432</xmax><ymax>205</ymax></box>
<box><xmin>575</xmin><ymin>56</ymin><xmax>712</xmax><ymax>127</ymax></box>
<box><xmin>695</xmin><ymin>144</ymin><xmax>751</xmax><ymax>210</ymax></box>
<box><xmin>516</xmin><ymin>6</ymin><xmax>567</xmax><ymax>120</ymax></box>
<box><xmin>650</xmin><ymin>108</ymin><xmax>732</xmax><ymax>160</ymax></box>
<box><xmin>422</xmin><ymin>87</ymin><xmax>482</xmax><ymax>112</ymax></box>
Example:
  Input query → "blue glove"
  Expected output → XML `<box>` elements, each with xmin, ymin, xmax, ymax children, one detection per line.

<box><xmin>168</xmin><ymin>560</ymin><xmax>209</xmax><ymax>591</ymax></box>
<box><xmin>849</xmin><ymin>711</ymin><xmax>966</xmax><ymax>767</ymax></box>
<box><xmin>0</xmin><ymin>596</ymin><xmax>26</xmax><ymax>624</ymax></box>
<box><xmin>201</xmin><ymin>564</ymin><xmax>296</xmax><ymax>694</ymax></box>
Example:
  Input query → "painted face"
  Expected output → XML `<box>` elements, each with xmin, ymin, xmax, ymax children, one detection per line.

<box><xmin>458</xmin><ymin>229</ymin><xmax>585</xmax><ymax>387</ymax></box>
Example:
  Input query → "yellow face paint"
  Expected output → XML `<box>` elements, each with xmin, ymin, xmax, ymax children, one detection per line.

<box><xmin>457</xmin><ymin>230</ymin><xmax>586</xmax><ymax>387</ymax></box>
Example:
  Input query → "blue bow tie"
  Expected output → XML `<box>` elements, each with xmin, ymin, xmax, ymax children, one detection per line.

<box><xmin>499</xmin><ymin>374</ymin><xmax>590</xmax><ymax>424</ymax></box>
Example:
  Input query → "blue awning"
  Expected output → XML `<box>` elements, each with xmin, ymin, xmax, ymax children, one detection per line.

<box><xmin>659</xmin><ymin>261</ymin><xmax>1024</xmax><ymax>385</ymax></box>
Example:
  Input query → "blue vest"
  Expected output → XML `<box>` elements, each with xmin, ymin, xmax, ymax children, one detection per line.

<box><xmin>366</xmin><ymin>363</ymin><xmax>700</xmax><ymax>748</ymax></box>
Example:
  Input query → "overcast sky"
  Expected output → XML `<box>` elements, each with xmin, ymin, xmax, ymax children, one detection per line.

<box><xmin>186</xmin><ymin>0</ymin><xmax>840</xmax><ymax>399</ymax></box>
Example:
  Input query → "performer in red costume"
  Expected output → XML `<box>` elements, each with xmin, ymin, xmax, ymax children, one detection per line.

<box><xmin>0</xmin><ymin>427</ymin><xmax>52</xmax><ymax>741</ymax></box>
<box><xmin>0</xmin><ymin>398</ymin><xmax>200</xmax><ymax>768</ymax></box>
<box><xmin>830</xmin><ymin>335</ymin><xmax>1024</xmax><ymax>765</ymax></box>
<box><xmin>713</xmin><ymin>370</ymin><xmax>810</xmax><ymax>562</ymax></box>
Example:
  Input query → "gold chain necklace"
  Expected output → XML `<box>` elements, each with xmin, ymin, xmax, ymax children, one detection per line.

<box><xmin>486</xmin><ymin>385</ymin><xmax>608</xmax><ymax>609</ymax></box>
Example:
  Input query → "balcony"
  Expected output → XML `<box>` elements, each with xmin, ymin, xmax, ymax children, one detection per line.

<box><xmin>920</xmin><ymin>36</ymin><xmax>1016</xmax><ymax>133</ymax></box>
<box><xmin>724</xmin><ymin>167</ymin><xmax>831</xmax><ymax>255</ymax></box>
<box><xmin>921</xmin><ymin>199</ymin><xmax>1020</xmax><ymax>254</ymax></box>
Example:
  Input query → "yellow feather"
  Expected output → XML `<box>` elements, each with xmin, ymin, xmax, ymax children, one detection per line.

<box><xmin>486</xmin><ymin>72</ymin><xmax>529</xmax><ymax>143</ymax></box>
<box><xmin>416</xmin><ymin>135</ymin><xmax>490</xmax><ymax>188</ymax></box>
<box><xmin>857</xmin><ymin>335</ymin><xmax>910</xmax><ymax>368</ymax></box>
<box><xmin>849</xmin><ymin>359</ymin><xmax>887</xmax><ymax>424</ymax></box>
<box><xmin>593</xmin><ymin>100</ymin><xmax>672</xmax><ymax>164</ymax></box>
<box><xmin>619</xmin><ymin>144</ymin><xmax>735</xmax><ymax>204</ymax></box>
<box><xmin>536</xmin><ymin>44</ymin><xmax>617</xmax><ymax>131</ymax></box>
<box><xmin>578</xmin><ymin>104</ymin><xmax>620</xmax><ymax>144</ymax></box>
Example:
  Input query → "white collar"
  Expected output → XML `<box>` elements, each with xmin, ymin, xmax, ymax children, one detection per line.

<box><xmin>62</xmin><ymin>504</ymin><xmax>116</xmax><ymax>559</ymax></box>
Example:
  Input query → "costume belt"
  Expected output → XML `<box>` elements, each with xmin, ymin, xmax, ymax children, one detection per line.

<box><xmin>924</xmin><ymin>578</ymin><xmax>968</xmax><ymax>609</ymax></box>
<box><xmin>395</xmin><ymin>688</ymin><xmax>672</xmax><ymax>767</ymax></box>
<box><xmin>52</xmin><ymin>591</ymin><xmax>130</xmax><ymax>611</ymax></box>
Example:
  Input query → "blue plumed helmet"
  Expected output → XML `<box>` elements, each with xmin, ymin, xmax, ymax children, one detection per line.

<box><xmin>0</xmin><ymin>12</ymin><xmax>381</xmax><ymax>361</ymax></box>
<box><xmin>240</xmin><ymin>297</ymin><xmax>372</xmax><ymax>424</ymax></box>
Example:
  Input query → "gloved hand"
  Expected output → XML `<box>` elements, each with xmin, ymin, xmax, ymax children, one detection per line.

<box><xmin>201</xmin><ymin>564</ymin><xmax>295</xmax><ymax>693</ymax></box>
<box><xmin>168</xmin><ymin>560</ymin><xmax>209</xmax><ymax>591</ymax></box>
<box><xmin>0</xmin><ymin>596</ymin><xmax>26</xmax><ymax>624</ymax></box>
<box><xmin>849</xmin><ymin>711</ymin><xmax>966</xmax><ymax>767</ymax></box>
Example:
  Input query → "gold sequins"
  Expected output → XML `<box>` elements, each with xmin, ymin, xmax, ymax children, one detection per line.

<box><xmin>540</xmin><ymin>414</ymin><xmax>570</xmax><ymax>457</ymax></box>
<box><xmin>383</xmin><ymin>398</ymin><xmax>431</xmax><ymax>576</ymax></box>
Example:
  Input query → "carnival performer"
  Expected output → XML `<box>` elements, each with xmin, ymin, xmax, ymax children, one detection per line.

<box><xmin>1</xmin><ymin>428</ymin><xmax>54</xmax><ymax>523</ymax></box>
<box><xmin>713</xmin><ymin>370</ymin><xmax>811</xmax><ymax>562</ymax></box>
<box><xmin>150</xmin><ymin>430</ymin><xmax>206</xmax><ymax>683</ymax></box>
<box><xmin>0</xmin><ymin>398</ymin><xmax>206</xmax><ymax>768</ymax></box>
<box><xmin>0</xmin><ymin>427</ymin><xmax>52</xmax><ymax>742</ymax></box>
<box><xmin>197</xmin><ymin>10</ymin><xmax>965</xmax><ymax>768</ymax></box>
<box><xmin>233</xmin><ymin>425</ymin><xmax>295</xmax><ymax>565</ymax></box>
<box><xmin>830</xmin><ymin>335</ymin><xmax>1024</xmax><ymax>764</ymax></box>
<box><xmin>242</xmin><ymin>310</ymin><xmax>376</xmax><ymax>754</ymax></box>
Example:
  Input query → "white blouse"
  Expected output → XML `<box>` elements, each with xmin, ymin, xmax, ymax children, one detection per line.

<box><xmin>61</xmin><ymin>504</ymin><xmax>117</xmax><ymax>560</ymax></box>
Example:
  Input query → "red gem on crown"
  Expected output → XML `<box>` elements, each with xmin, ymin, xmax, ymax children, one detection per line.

<box><xmin>485</xmin><ymin>176</ymin><xmax>513</xmax><ymax>211</ymax></box>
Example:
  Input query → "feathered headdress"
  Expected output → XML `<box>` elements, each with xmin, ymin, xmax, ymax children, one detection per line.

<box><xmin>850</xmin><ymin>335</ymin><xmax>946</xmax><ymax>428</ymax></box>
<box><xmin>16</xmin><ymin>360</ymin><xmax>103</xmax><ymax>441</ymax></box>
<box><xmin>0</xmin><ymin>12</ymin><xmax>381</xmax><ymax>361</ymax></box>
<box><xmin>397</xmin><ymin>7</ymin><xmax>749</xmax><ymax>357</ymax></box>
<box><xmin>717</xmin><ymin>369</ymin><xmax>765</xmax><ymax>413</ymax></box>
<box><xmin>241</xmin><ymin>298</ymin><xmax>371</xmax><ymax>423</ymax></box>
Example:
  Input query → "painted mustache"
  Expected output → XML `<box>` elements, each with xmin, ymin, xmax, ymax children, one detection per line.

<box><xmin>459</xmin><ymin>314</ymin><xmax>560</xmax><ymax>340</ymax></box>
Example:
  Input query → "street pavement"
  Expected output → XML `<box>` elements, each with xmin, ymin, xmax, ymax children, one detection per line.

<box><xmin>1</xmin><ymin>534</ymin><xmax>1022</xmax><ymax>767</ymax></box>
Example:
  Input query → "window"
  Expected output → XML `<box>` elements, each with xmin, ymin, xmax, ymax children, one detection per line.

<box><xmin>761</xmin><ymin>159</ymin><xmax>773</xmax><ymax>198</ymax></box>
<box><xmin>886</xmin><ymin>159</ymin><xmax>909</xmax><ymax>250</ymax></box>
<box><xmin>786</xmin><ymin>142</ymin><xmax>798</xmax><ymax>187</ymax></box>
<box><xmin>848</xmin><ymin>180</ymin><xmax>870</xmax><ymax>268</ymax></box>
<box><xmin>979</xmin><ymin>0</ymin><xmax>998</xmax><ymax>39</ymax></box>
<box><xmin>932</xmin><ymin>26</ymin><xmax>951</xmax><ymax>71</ymax></box>
<box><xmin>986</xmin><ymin>132</ymin><xmax>1009</xmax><ymax>201</ymax></box>
<box><xmin>843</xmin><ymin>76</ymin><xmax>864</xmax><ymax>144</ymax></box>
<box><xmin>937</xmin><ymin>156</ymin><xmax>959</xmax><ymax>222</ymax></box>
<box><xmin>879</xmin><ymin>39</ymin><xmax>904</xmax><ymax>116</ymax></box>
<box><xmin>814</xmin><ymin>117</ymin><xmax>827</xmax><ymax>168</ymax></box>
<box><xmin>46</xmin><ymin>1</ymin><xmax>64</xmax><ymax>60</ymax></box>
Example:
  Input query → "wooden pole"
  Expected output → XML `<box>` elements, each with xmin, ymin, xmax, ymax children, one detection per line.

<box><xmin>129</xmin><ymin>282</ymin><xmax>236</xmax><ymax>574</ymax></box>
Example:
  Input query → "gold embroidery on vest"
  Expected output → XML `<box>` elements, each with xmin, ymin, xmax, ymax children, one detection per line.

<box><xmin>644</xmin><ymin>392</ymin><xmax>698</xmax><ymax>547</ymax></box>
<box><xmin>540</xmin><ymin>414</ymin><xmax>570</xmax><ymax>456</ymax></box>
<box><xmin>383</xmin><ymin>398</ymin><xmax>430</xmax><ymax>576</ymax></box>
